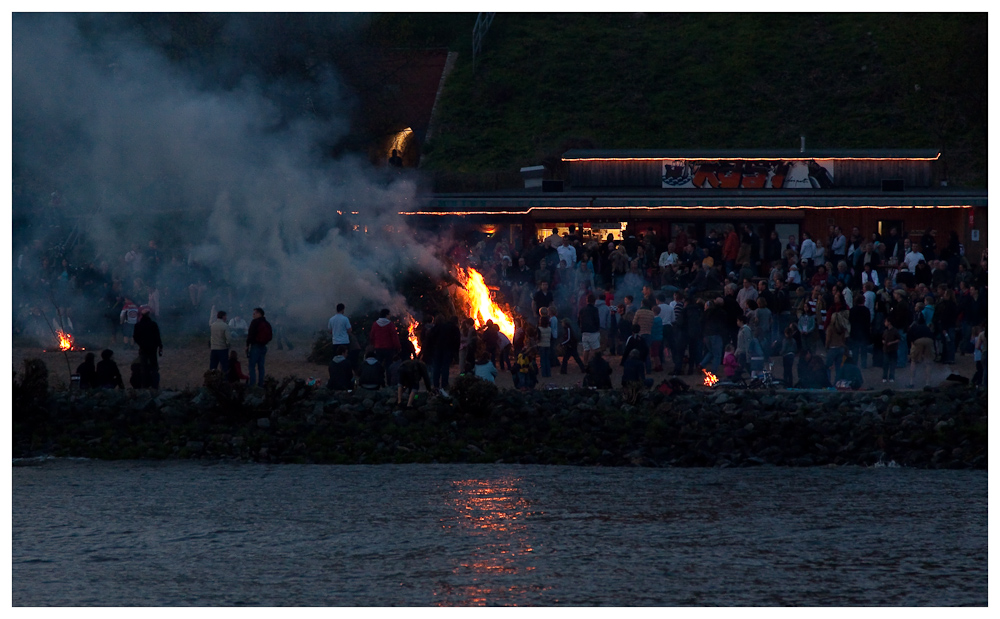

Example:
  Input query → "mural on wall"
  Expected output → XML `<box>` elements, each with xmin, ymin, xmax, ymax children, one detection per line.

<box><xmin>662</xmin><ymin>159</ymin><xmax>835</xmax><ymax>189</ymax></box>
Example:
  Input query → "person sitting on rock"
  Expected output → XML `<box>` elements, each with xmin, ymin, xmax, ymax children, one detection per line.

<box><xmin>358</xmin><ymin>349</ymin><xmax>386</xmax><ymax>390</ymax></box>
<box><xmin>513</xmin><ymin>346</ymin><xmax>538</xmax><ymax>390</ymax></box>
<box><xmin>95</xmin><ymin>349</ymin><xmax>124</xmax><ymax>389</ymax></box>
<box><xmin>328</xmin><ymin>345</ymin><xmax>355</xmax><ymax>391</ymax></box>
<box><xmin>387</xmin><ymin>352</ymin><xmax>403</xmax><ymax>387</ymax></box>
<box><xmin>584</xmin><ymin>350</ymin><xmax>613</xmax><ymax>389</ymax></box>
<box><xmin>473</xmin><ymin>353</ymin><xmax>498</xmax><ymax>383</ymax></box>
<box><xmin>75</xmin><ymin>352</ymin><xmax>97</xmax><ymax>389</ymax></box>
<box><xmin>621</xmin><ymin>349</ymin><xmax>651</xmax><ymax>389</ymax></box>
<box><xmin>797</xmin><ymin>349</ymin><xmax>831</xmax><ymax>389</ymax></box>
<box><xmin>835</xmin><ymin>353</ymin><xmax>864</xmax><ymax>390</ymax></box>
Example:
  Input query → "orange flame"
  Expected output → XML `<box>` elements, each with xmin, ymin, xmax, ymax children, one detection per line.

<box><xmin>56</xmin><ymin>329</ymin><xmax>73</xmax><ymax>351</ymax></box>
<box><xmin>702</xmin><ymin>368</ymin><xmax>719</xmax><ymax>387</ymax></box>
<box><xmin>403</xmin><ymin>314</ymin><xmax>421</xmax><ymax>357</ymax></box>
<box><xmin>455</xmin><ymin>267</ymin><xmax>516</xmax><ymax>341</ymax></box>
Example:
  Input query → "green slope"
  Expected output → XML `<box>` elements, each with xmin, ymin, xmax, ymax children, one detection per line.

<box><xmin>378</xmin><ymin>13</ymin><xmax>986</xmax><ymax>187</ymax></box>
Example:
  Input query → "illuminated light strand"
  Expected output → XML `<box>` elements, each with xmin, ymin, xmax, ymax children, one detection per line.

<box><xmin>400</xmin><ymin>204</ymin><xmax>976</xmax><ymax>216</ymax></box>
<box><xmin>561</xmin><ymin>154</ymin><xmax>942</xmax><ymax>162</ymax></box>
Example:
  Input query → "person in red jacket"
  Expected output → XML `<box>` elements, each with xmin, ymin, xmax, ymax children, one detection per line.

<box><xmin>369</xmin><ymin>308</ymin><xmax>402</xmax><ymax>382</ymax></box>
<box><xmin>722</xmin><ymin>224</ymin><xmax>740</xmax><ymax>276</ymax></box>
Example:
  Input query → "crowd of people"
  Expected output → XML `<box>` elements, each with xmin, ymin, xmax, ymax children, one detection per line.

<box><xmin>14</xmin><ymin>219</ymin><xmax>989</xmax><ymax>395</ymax></box>
<box><xmin>436</xmin><ymin>222</ymin><xmax>988</xmax><ymax>391</ymax></box>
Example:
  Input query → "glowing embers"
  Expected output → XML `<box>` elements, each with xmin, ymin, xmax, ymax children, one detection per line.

<box><xmin>453</xmin><ymin>267</ymin><xmax>516</xmax><ymax>342</ymax></box>
<box><xmin>702</xmin><ymin>368</ymin><xmax>719</xmax><ymax>387</ymax></box>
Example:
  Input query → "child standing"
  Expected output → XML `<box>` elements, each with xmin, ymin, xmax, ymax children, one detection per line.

<box><xmin>723</xmin><ymin>344</ymin><xmax>739</xmax><ymax>379</ymax></box>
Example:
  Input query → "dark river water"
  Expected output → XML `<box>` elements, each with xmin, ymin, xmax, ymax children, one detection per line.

<box><xmin>12</xmin><ymin>459</ymin><xmax>987</xmax><ymax>606</ymax></box>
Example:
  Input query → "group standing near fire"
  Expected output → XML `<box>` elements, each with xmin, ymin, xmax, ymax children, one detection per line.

<box><xmin>14</xmin><ymin>219</ymin><xmax>987</xmax><ymax>393</ymax></box>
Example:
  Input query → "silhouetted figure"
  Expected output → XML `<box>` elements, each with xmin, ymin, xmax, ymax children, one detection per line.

<box><xmin>389</xmin><ymin>149</ymin><xmax>403</xmax><ymax>168</ymax></box>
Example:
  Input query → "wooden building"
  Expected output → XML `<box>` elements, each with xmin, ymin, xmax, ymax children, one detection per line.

<box><xmin>405</xmin><ymin>148</ymin><xmax>987</xmax><ymax>262</ymax></box>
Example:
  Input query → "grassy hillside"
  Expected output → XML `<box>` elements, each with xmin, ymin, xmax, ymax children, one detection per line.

<box><xmin>378</xmin><ymin>13</ymin><xmax>986</xmax><ymax>187</ymax></box>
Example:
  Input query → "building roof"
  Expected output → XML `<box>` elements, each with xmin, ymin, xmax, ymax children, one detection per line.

<box><xmin>406</xmin><ymin>187</ymin><xmax>986</xmax><ymax>217</ymax></box>
<box><xmin>561</xmin><ymin>148</ymin><xmax>942</xmax><ymax>161</ymax></box>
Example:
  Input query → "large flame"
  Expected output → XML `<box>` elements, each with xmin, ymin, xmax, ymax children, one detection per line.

<box><xmin>56</xmin><ymin>330</ymin><xmax>73</xmax><ymax>351</ymax></box>
<box><xmin>455</xmin><ymin>267</ymin><xmax>516</xmax><ymax>342</ymax></box>
<box><xmin>702</xmin><ymin>368</ymin><xmax>719</xmax><ymax>387</ymax></box>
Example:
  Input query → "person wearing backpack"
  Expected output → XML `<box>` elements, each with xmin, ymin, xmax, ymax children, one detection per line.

<box><xmin>245</xmin><ymin>307</ymin><xmax>272</xmax><ymax>387</ymax></box>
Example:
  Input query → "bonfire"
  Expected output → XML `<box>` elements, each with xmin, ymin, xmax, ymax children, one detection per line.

<box><xmin>702</xmin><ymin>369</ymin><xmax>719</xmax><ymax>387</ymax></box>
<box><xmin>452</xmin><ymin>266</ymin><xmax>516</xmax><ymax>341</ymax></box>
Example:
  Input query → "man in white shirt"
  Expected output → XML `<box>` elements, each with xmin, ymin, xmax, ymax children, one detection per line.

<box><xmin>658</xmin><ymin>243</ymin><xmax>678</xmax><ymax>268</ymax></box>
<box><xmin>799</xmin><ymin>232</ymin><xmax>816</xmax><ymax>266</ymax></box>
<box><xmin>556</xmin><ymin>235</ymin><xmax>577</xmax><ymax>268</ymax></box>
<box><xmin>830</xmin><ymin>226</ymin><xmax>847</xmax><ymax>262</ymax></box>
<box><xmin>903</xmin><ymin>244</ymin><xmax>925</xmax><ymax>272</ymax></box>
<box><xmin>736</xmin><ymin>278</ymin><xmax>759</xmax><ymax>312</ymax></box>
<box><xmin>862</xmin><ymin>283</ymin><xmax>876</xmax><ymax>322</ymax></box>
<box><xmin>328</xmin><ymin>303</ymin><xmax>352</xmax><ymax>346</ymax></box>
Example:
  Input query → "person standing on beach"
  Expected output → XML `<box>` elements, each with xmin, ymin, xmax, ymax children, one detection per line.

<box><xmin>369</xmin><ymin>308</ymin><xmax>402</xmax><ymax>381</ymax></box>
<box><xmin>246</xmin><ymin>307</ymin><xmax>272</xmax><ymax>387</ymax></box>
<box><xmin>329</xmin><ymin>303</ymin><xmax>352</xmax><ymax>349</ymax></box>
<box><xmin>132</xmin><ymin>308</ymin><xmax>162</xmax><ymax>389</ymax></box>
<box><xmin>209</xmin><ymin>308</ymin><xmax>231</xmax><ymax>375</ymax></box>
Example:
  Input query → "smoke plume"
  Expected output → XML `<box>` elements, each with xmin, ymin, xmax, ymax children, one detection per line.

<box><xmin>12</xmin><ymin>14</ymin><xmax>442</xmax><ymax>328</ymax></box>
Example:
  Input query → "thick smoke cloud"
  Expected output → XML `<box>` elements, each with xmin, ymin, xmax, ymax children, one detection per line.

<box><xmin>13</xmin><ymin>14</ymin><xmax>442</xmax><ymax>327</ymax></box>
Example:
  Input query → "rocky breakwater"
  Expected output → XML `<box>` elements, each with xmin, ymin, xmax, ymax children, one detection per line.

<box><xmin>12</xmin><ymin>363</ymin><xmax>988</xmax><ymax>468</ymax></box>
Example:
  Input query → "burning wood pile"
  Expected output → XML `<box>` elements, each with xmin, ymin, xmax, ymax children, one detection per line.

<box><xmin>701</xmin><ymin>369</ymin><xmax>719</xmax><ymax>387</ymax></box>
<box><xmin>44</xmin><ymin>329</ymin><xmax>84</xmax><ymax>353</ymax></box>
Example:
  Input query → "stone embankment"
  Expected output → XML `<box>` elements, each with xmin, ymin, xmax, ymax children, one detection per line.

<box><xmin>12</xmin><ymin>368</ymin><xmax>987</xmax><ymax>469</ymax></box>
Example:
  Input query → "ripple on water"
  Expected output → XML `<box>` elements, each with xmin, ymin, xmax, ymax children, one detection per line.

<box><xmin>12</xmin><ymin>461</ymin><xmax>988</xmax><ymax>606</ymax></box>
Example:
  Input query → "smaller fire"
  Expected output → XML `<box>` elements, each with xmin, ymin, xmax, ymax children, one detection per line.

<box><xmin>702</xmin><ymin>368</ymin><xmax>719</xmax><ymax>387</ymax></box>
<box><xmin>56</xmin><ymin>330</ymin><xmax>74</xmax><ymax>351</ymax></box>
<box><xmin>406</xmin><ymin>316</ymin><xmax>421</xmax><ymax>357</ymax></box>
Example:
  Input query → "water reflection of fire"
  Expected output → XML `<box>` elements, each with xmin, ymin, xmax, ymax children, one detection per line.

<box><xmin>453</xmin><ymin>267</ymin><xmax>516</xmax><ymax>341</ymax></box>
<box><xmin>702</xmin><ymin>368</ymin><xmax>719</xmax><ymax>387</ymax></box>
<box><xmin>434</xmin><ymin>477</ymin><xmax>548</xmax><ymax>606</ymax></box>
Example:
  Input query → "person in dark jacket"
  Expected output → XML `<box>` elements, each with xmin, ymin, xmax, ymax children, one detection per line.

<box><xmin>796</xmin><ymin>349</ymin><xmax>830</xmax><ymax>389</ymax></box>
<box><xmin>358</xmin><ymin>349</ymin><xmax>386</xmax><ymax>390</ymax></box>
<box><xmin>245</xmin><ymin>307</ymin><xmax>272</xmax><ymax>387</ymax></box>
<box><xmin>620</xmin><ymin>323</ymin><xmax>649</xmax><ymax>368</ymax></box>
<box><xmin>427</xmin><ymin>315</ymin><xmax>461</xmax><ymax>391</ymax></box>
<box><xmin>621</xmin><ymin>349</ymin><xmax>650</xmax><ymax>389</ymax></box>
<box><xmin>932</xmin><ymin>289</ymin><xmax>959</xmax><ymax>364</ymax></box>
<box><xmin>584</xmin><ymin>350</ymin><xmax>613</xmax><ymax>388</ymax></box>
<box><xmin>683</xmin><ymin>297</ymin><xmax>705</xmax><ymax>375</ymax></box>
<box><xmin>848</xmin><ymin>296</ymin><xmax>872</xmax><ymax>369</ymax></box>
<box><xmin>397</xmin><ymin>357</ymin><xmax>433</xmax><ymax>407</ymax></box>
<box><xmin>700</xmin><ymin>298</ymin><xmax>727</xmax><ymax>374</ymax></box>
<box><xmin>95</xmin><ymin>349</ymin><xmax>124</xmax><ymax>389</ymax></box>
<box><xmin>559</xmin><ymin>318</ymin><xmax>587</xmax><ymax>374</ymax></box>
<box><xmin>75</xmin><ymin>352</ymin><xmax>97</xmax><ymax>389</ymax></box>
<box><xmin>328</xmin><ymin>345</ymin><xmax>354</xmax><ymax>390</ymax></box>
<box><xmin>131</xmin><ymin>310</ymin><xmax>162</xmax><ymax>388</ymax></box>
